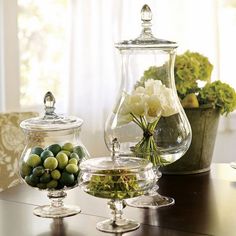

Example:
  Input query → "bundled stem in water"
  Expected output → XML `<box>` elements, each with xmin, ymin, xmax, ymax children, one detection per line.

<box><xmin>130</xmin><ymin>113</ymin><xmax>169</xmax><ymax>166</ymax></box>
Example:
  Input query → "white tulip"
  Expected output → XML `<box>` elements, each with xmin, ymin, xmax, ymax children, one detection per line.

<box><xmin>116</xmin><ymin>79</ymin><xmax>178</xmax><ymax>126</ymax></box>
<box><xmin>118</xmin><ymin>94</ymin><xmax>131</xmax><ymax>115</ymax></box>
<box><xmin>134</xmin><ymin>86</ymin><xmax>145</xmax><ymax>95</ymax></box>
<box><xmin>116</xmin><ymin>113</ymin><xmax>133</xmax><ymax>126</ymax></box>
<box><xmin>129</xmin><ymin>94</ymin><xmax>146</xmax><ymax>116</ymax></box>
<box><xmin>144</xmin><ymin>79</ymin><xmax>162</xmax><ymax>96</ymax></box>
<box><xmin>160</xmin><ymin>88</ymin><xmax>178</xmax><ymax>117</ymax></box>
<box><xmin>145</xmin><ymin>95</ymin><xmax>162</xmax><ymax>118</ymax></box>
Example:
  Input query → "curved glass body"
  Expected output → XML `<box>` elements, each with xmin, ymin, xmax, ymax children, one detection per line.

<box><xmin>79</xmin><ymin>156</ymin><xmax>156</xmax><ymax>200</ymax></box>
<box><xmin>105</xmin><ymin>49</ymin><xmax>192</xmax><ymax>165</ymax></box>
<box><xmin>19</xmin><ymin>127</ymin><xmax>89</xmax><ymax>190</ymax></box>
<box><xmin>79</xmin><ymin>156</ymin><xmax>156</xmax><ymax>233</ymax></box>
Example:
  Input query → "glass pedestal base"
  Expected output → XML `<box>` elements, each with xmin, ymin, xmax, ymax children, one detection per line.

<box><xmin>33</xmin><ymin>205</ymin><xmax>81</xmax><ymax>218</ymax></box>
<box><xmin>126</xmin><ymin>192</ymin><xmax>174</xmax><ymax>209</ymax></box>
<box><xmin>126</xmin><ymin>166</ymin><xmax>175</xmax><ymax>209</ymax></box>
<box><xmin>34</xmin><ymin>190</ymin><xmax>81</xmax><ymax>218</ymax></box>
<box><xmin>96</xmin><ymin>199</ymin><xmax>140</xmax><ymax>233</ymax></box>
<box><xmin>96</xmin><ymin>218</ymin><xmax>140</xmax><ymax>233</ymax></box>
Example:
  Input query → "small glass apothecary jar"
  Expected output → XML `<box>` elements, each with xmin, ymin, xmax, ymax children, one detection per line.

<box><xmin>19</xmin><ymin>91</ymin><xmax>89</xmax><ymax>218</ymax></box>
<box><xmin>79</xmin><ymin>140</ymin><xmax>156</xmax><ymax>233</ymax></box>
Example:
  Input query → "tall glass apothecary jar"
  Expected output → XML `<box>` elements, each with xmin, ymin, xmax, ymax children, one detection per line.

<box><xmin>104</xmin><ymin>5</ymin><xmax>192</xmax><ymax>208</ymax></box>
<box><xmin>19</xmin><ymin>91</ymin><xmax>90</xmax><ymax>218</ymax></box>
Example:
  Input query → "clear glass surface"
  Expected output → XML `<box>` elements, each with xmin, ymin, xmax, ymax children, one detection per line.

<box><xmin>33</xmin><ymin>190</ymin><xmax>81</xmax><ymax>218</ymax></box>
<box><xmin>126</xmin><ymin>166</ymin><xmax>174</xmax><ymax>208</ymax></box>
<box><xmin>104</xmin><ymin>5</ymin><xmax>192</xmax><ymax>208</ymax></box>
<box><xmin>105</xmin><ymin>50</ymin><xmax>191</xmax><ymax>163</ymax></box>
<box><xmin>19</xmin><ymin>92</ymin><xmax>89</xmax><ymax>218</ymax></box>
<box><xmin>79</xmin><ymin>156</ymin><xmax>156</xmax><ymax>233</ymax></box>
<box><xmin>96</xmin><ymin>200</ymin><xmax>139</xmax><ymax>233</ymax></box>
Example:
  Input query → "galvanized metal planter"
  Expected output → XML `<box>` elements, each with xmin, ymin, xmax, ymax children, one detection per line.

<box><xmin>160</xmin><ymin>107</ymin><xmax>220</xmax><ymax>174</ymax></box>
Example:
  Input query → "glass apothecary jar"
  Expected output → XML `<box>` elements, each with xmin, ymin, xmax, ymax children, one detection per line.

<box><xmin>19</xmin><ymin>91</ymin><xmax>89</xmax><ymax>218</ymax></box>
<box><xmin>104</xmin><ymin>5</ymin><xmax>192</xmax><ymax>208</ymax></box>
<box><xmin>79</xmin><ymin>141</ymin><xmax>156</xmax><ymax>233</ymax></box>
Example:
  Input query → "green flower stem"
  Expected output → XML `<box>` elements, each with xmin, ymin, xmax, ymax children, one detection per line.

<box><xmin>130</xmin><ymin>114</ymin><xmax>169</xmax><ymax>166</ymax></box>
<box><xmin>130</xmin><ymin>113</ymin><xmax>145</xmax><ymax>129</ymax></box>
<box><xmin>140</xmin><ymin>115</ymin><xmax>147</xmax><ymax>127</ymax></box>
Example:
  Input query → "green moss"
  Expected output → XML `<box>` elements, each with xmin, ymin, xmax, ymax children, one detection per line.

<box><xmin>86</xmin><ymin>170</ymin><xmax>144</xmax><ymax>199</ymax></box>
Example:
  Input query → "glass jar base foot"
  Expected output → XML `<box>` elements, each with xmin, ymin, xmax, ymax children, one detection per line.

<box><xmin>126</xmin><ymin>194</ymin><xmax>175</xmax><ymax>209</ymax></box>
<box><xmin>33</xmin><ymin>205</ymin><xmax>81</xmax><ymax>218</ymax></box>
<box><xmin>96</xmin><ymin>219</ymin><xmax>140</xmax><ymax>233</ymax></box>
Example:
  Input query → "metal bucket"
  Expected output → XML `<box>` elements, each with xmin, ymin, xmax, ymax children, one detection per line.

<box><xmin>160</xmin><ymin>107</ymin><xmax>220</xmax><ymax>174</ymax></box>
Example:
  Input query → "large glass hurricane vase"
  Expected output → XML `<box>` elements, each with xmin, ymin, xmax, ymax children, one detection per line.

<box><xmin>105</xmin><ymin>50</ymin><xmax>192</xmax><ymax>164</ymax></box>
<box><xmin>104</xmin><ymin>5</ymin><xmax>192</xmax><ymax>208</ymax></box>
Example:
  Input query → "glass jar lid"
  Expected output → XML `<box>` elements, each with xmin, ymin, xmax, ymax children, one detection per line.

<box><xmin>116</xmin><ymin>4</ymin><xmax>177</xmax><ymax>50</ymax></box>
<box><xmin>20</xmin><ymin>91</ymin><xmax>83</xmax><ymax>131</ymax></box>
<box><xmin>80</xmin><ymin>156</ymin><xmax>153</xmax><ymax>174</ymax></box>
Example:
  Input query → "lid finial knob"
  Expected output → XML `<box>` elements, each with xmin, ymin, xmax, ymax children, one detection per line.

<box><xmin>137</xmin><ymin>4</ymin><xmax>154</xmax><ymax>41</ymax></box>
<box><xmin>44</xmin><ymin>91</ymin><xmax>57</xmax><ymax>118</ymax></box>
<box><xmin>141</xmin><ymin>4</ymin><xmax>152</xmax><ymax>22</ymax></box>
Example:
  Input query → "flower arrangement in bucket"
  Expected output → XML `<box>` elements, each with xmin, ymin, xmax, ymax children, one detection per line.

<box><xmin>142</xmin><ymin>51</ymin><xmax>236</xmax><ymax>114</ymax></box>
<box><xmin>139</xmin><ymin>51</ymin><xmax>236</xmax><ymax>174</ymax></box>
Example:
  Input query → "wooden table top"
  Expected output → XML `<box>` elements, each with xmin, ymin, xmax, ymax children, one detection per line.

<box><xmin>0</xmin><ymin>163</ymin><xmax>236</xmax><ymax>236</ymax></box>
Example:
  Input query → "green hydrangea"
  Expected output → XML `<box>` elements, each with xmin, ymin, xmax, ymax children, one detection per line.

<box><xmin>137</xmin><ymin>51</ymin><xmax>213</xmax><ymax>97</ymax></box>
<box><xmin>199</xmin><ymin>81</ymin><xmax>236</xmax><ymax>115</ymax></box>
<box><xmin>175</xmin><ymin>51</ymin><xmax>213</xmax><ymax>96</ymax></box>
<box><xmin>137</xmin><ymin>51</ymin><xmax>236</xmax><ymax>116</ymax></box>
<box><xmin>136</xmin><ymin>66</ymin><xmax>167</xmax><ymax>88</ymax></box>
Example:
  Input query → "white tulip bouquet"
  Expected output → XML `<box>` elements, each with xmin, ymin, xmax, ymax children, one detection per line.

<box><xmin>117</xmin><ymin>79</ymin><xmax>178</xmax><ymax>166</ymax></box>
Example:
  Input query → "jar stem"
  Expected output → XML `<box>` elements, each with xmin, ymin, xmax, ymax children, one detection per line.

<box><xmin>47</xmin><ymin>190</ymin><xmax>67</xmax><ymax>208</ymax></box>
<box><xmin>108</xmin><ymin>199</ymin><xmax>124</xmax><ymax>224</ymax></box>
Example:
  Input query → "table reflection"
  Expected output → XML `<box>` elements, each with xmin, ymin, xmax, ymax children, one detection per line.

<box><xmin>142</xmin><ymin>171</ymin><xmax>218</xmax><ymax>235</ymax></box>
